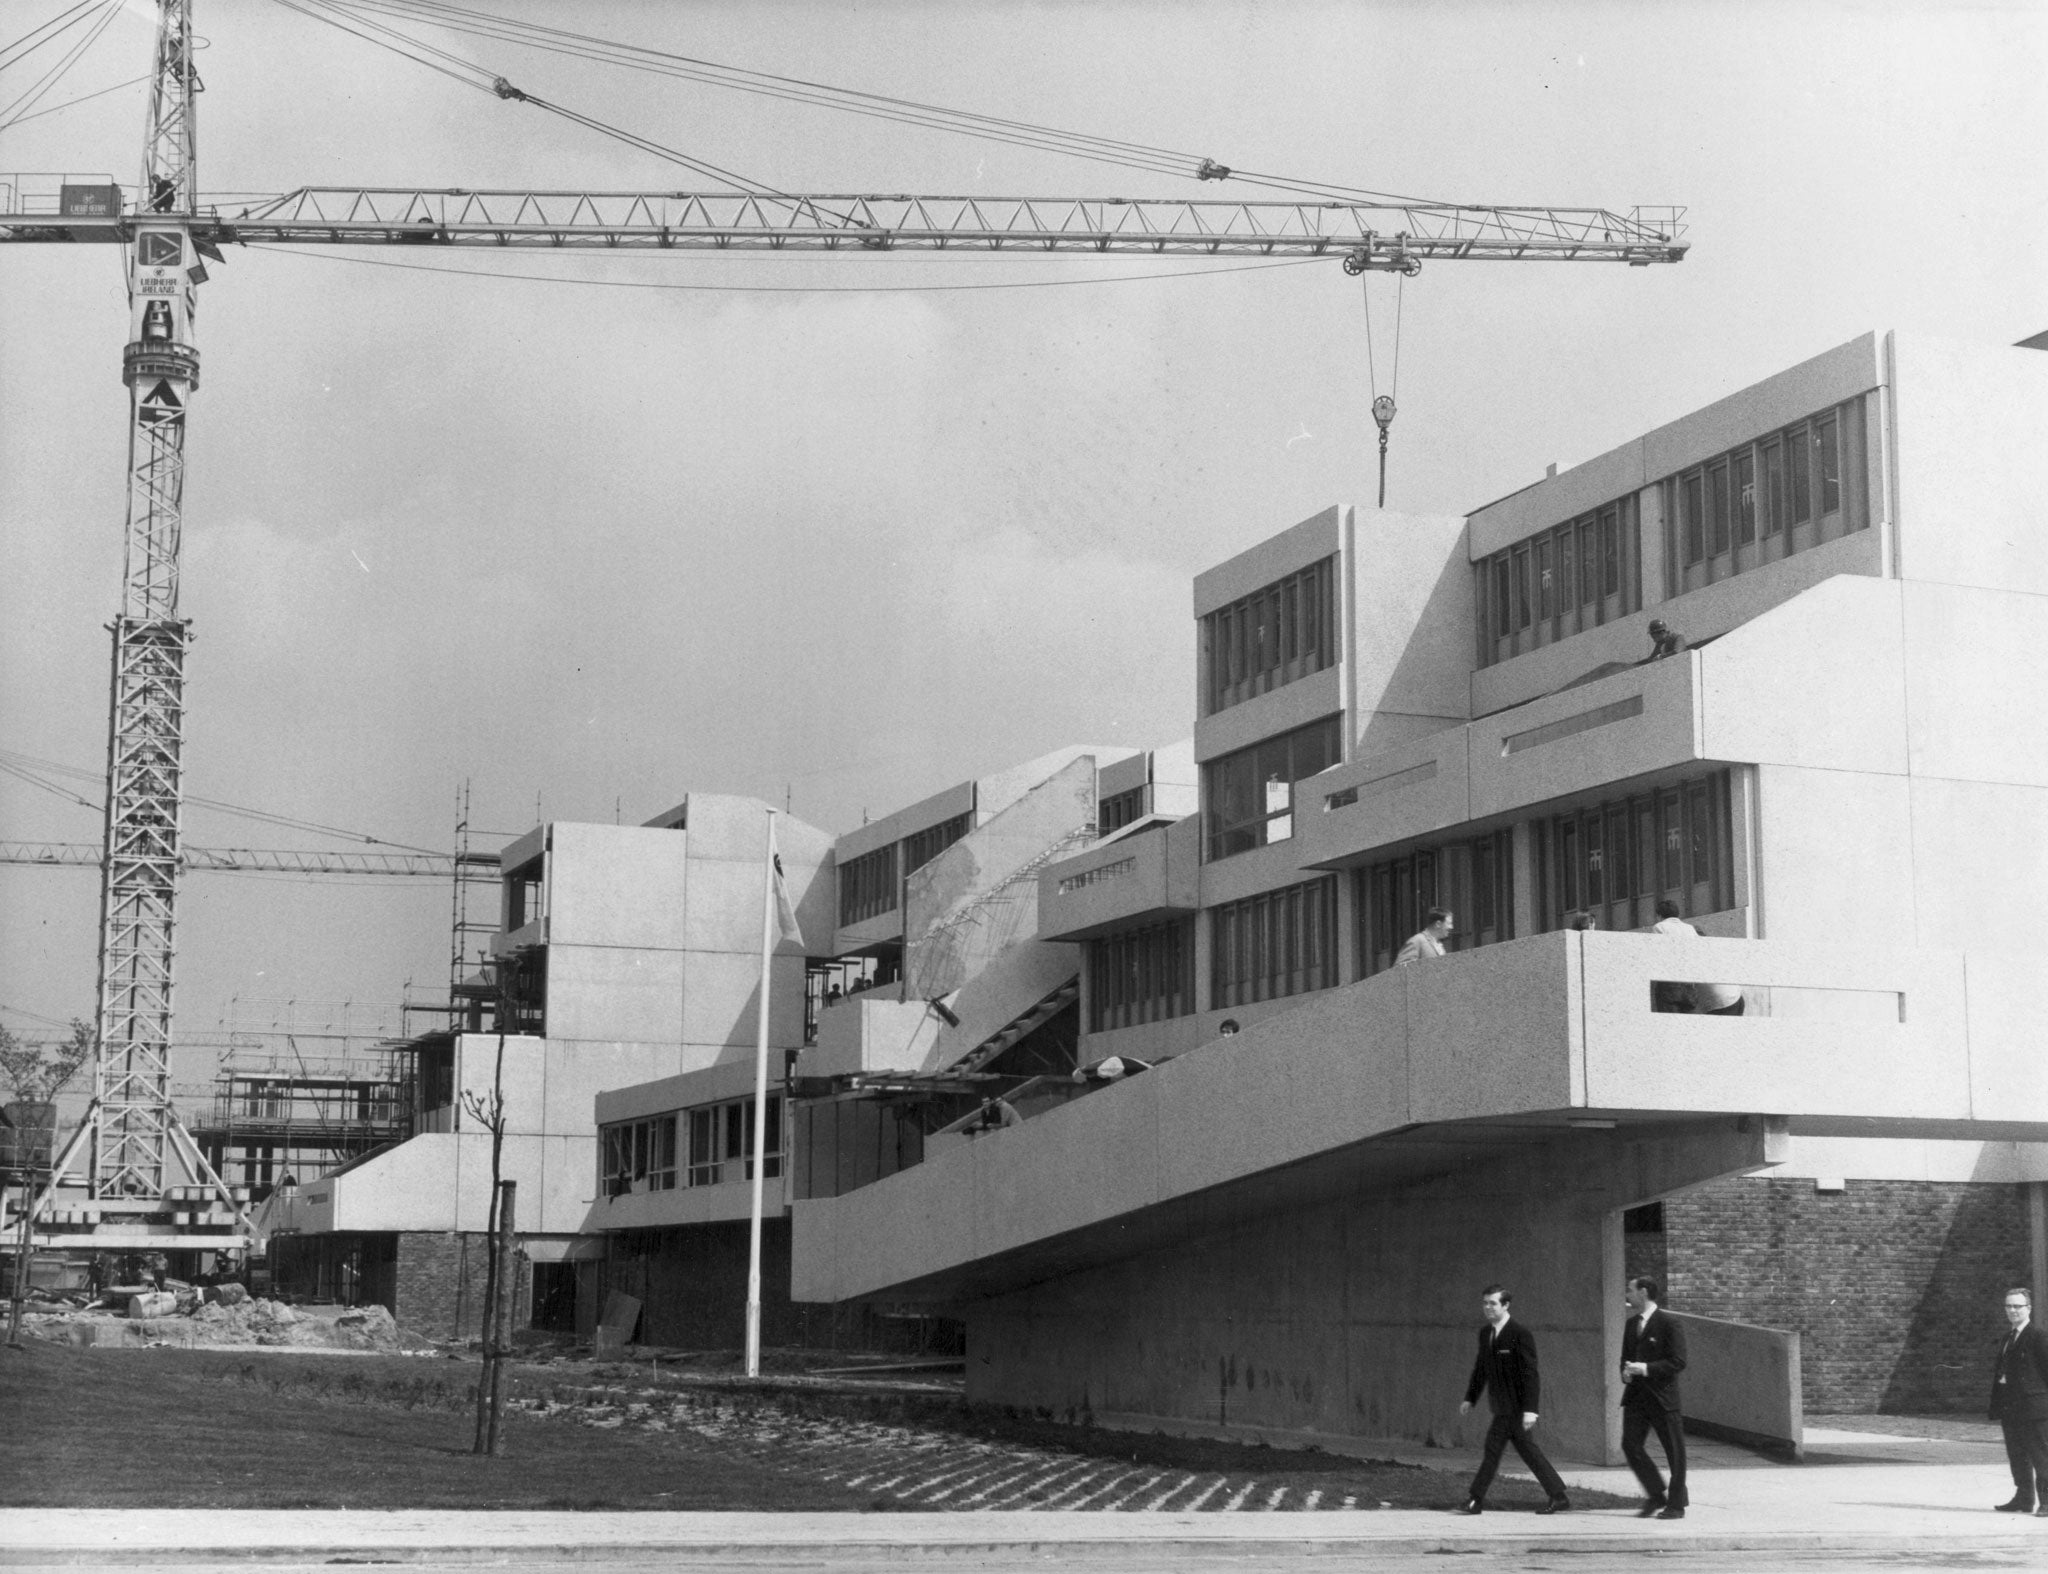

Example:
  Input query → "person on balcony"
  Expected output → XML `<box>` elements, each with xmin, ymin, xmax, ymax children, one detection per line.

<box><xmin>1396</xmin><ymin>908</ymin><xmax>1454</xmax><ymax>966</ymax></box>
<box><xmin>1455</xmin><ymin>1283</ymin><xmax>1570</xmax><ymax>1516</ymax></box>
<box><xmin>1650</xmin><ymin>900</ymin><xmax>1743</xmax><ymax>1015</ymax></box>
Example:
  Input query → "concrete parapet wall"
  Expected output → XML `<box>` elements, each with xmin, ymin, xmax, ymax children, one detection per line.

<box><xmin>1667</xmin><ymin>1310</ymin><xmax>1802</xmax><ymax>1455</ymax></box>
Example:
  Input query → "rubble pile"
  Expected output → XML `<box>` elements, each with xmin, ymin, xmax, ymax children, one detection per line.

<box><xmin>20</xmin><ymin>1290</ymin><xmax>403</xmax><ymax>1351</ymax></box>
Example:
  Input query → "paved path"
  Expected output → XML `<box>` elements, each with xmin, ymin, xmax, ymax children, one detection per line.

<box><xmin>3</xmin><ymin>1419</ymin><xmax>2043</xmax><ymax>1564</ymax></box>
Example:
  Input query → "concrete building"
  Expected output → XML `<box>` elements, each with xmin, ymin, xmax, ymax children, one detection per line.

<box><xmin>589</xmin><ymin>744</ymin><xmax>1195</xmax><ymax>1348</ymax></box>
<box><xmin>791</xmin><ymin>330</ymin><xmax>2048</xmax><ymax>1463</ymax></box>
<box><xmin>266</xmin><ymin>793</ymin><xmax>833</xmax><ymax>1336</ymax></box>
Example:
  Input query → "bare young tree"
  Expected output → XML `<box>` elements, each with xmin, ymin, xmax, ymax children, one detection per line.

<box><xmin>459</xmin><ymin>1014</ymin><xmax>511</xmax><ymax>1455</ymax></box>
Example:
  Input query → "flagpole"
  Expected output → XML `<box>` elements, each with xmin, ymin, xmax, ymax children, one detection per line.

<box><xmin>745</xmin><ymin>808</ymin><xmax>777</xmax><ymax>1379</ymax></box>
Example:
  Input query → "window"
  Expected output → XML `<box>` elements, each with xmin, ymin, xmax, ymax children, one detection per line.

<box><xmin>1097</xmin><ymin>784</ymin><xmax>1148</xmax><ymax>835</ymax></box>
<box><xmin>685</xmin><ymin>1095</ymin><xmax>784</xmax><ymax>1187</ymax></box>
<box><xmin>1202</xmin><ymin>715</ymin><xmax>1342</xmax><ymax>861</ymax></box>
<box><xmin>1533</xmin><ymin>769</ymin><xmax>1733</xmax><ymax>932</ymax></box>
<box><xmin>503</xmin><ymin>855</ymin><xmax>543</xmax><ymax>931</ymax></box>
<box><xmin>1475</xmin><ymin>495</ymin><xmax>1642</xmax><ymax>668</ymax></box>
<box><xmin>599</xmin><ymin>1114</ymin><xmax>678</xmax><ymax>1196</ymax></box>
<box><xmin>1663</xmin><ymin>399</ymin><xmax>1865</xmax><ymax>596</ymax></box>
<box><xmin>1355</xmin><ymin>830</ymin><xmax>1515</xmax><ymax>977</ymax></box>
<box><xmin>1211</xmin><ymin>877</ymin><xmax>1337</xmax><ymax>1009</ymax></box>
<box><xmin>901</xmin><ymin>813</ymin><xmax>971</xmax><ymax>877</ymax></box>
<box><xmin>837</xmin><ymin>842</ymin><xmax>898</xmax><ymax>926</ymax></box>
<box><xmin>1202</xmin><ymin>557</ymin><xmax>1338</xmax><ymax>715</ymax></box>
<box><xmin>1088</xmin><ymin>918</ymin><xmax>1195</xmax><ymax>1031</ymax></box>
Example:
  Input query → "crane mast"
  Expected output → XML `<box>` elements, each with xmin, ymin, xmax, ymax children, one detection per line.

<box><xmin>0</xmin><ymin>0</ymin><xmax>1685</xmax><ymax>1256</ymax></box>
<box><xmin>76</xmin><ymin>0</ymin><xmax>243</xmax><ymax>1233</ymax></box>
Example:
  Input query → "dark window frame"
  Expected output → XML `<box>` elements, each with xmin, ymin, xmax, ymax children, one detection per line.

<box><xmin>1201</xmin><ymin>715</ymin><xmax>1343</xmax><ymax>862</ymax></box>
<box><xmin>1201</xmin><ymin>557</ymin><xmax>1338</xmax><ymax>716</ymax></box>
<box><xmin>1210</xmin><ymin>876</ymin><xmax>1338</xmax><ymax>1009</ymax></box>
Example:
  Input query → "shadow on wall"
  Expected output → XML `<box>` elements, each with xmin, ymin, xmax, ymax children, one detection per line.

<box><xmin>1666</xmin><ymin>1175</ymin><xmax>2029</xmax><ymax>1413</ymax></box>
<box><xmin>1878</xmin><ymin>1183</ymin><xmax>2033</xmax><ymax>1414</ymax></box>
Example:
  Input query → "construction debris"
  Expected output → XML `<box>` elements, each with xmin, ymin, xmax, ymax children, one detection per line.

<box><xmin>21</xmin><ymin>1297</ymin><xmax>404</xmax><ymax>1352</ymax></box>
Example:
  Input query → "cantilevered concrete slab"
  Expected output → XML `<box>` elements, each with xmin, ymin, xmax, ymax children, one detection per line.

<box><xmin>794</xmin><ymin>931</ymin><xmax>2048</xmax><ymax>1462</ymax></box>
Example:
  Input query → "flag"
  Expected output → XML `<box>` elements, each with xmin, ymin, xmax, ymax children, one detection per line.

<box><xmin>770</xmin><ymin>832</ymin><xmax>804</xmax><ymax>950</ymax></box>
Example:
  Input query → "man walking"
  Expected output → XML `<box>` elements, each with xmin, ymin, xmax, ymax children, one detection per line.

<box><xmin>1621</xmin><ymin>1276</ymin><xmax>1688</xmax><ymax>1518</ymax></box>
<box><xmin>1456</xmin><ymin>1284</ymin><xmax>1570</xmax><ymax>1515</ymax></box>
<box><xmin>1991</xmin><ymin>1286</ymin><xmax>2048</xmax><ymax>1514</ymax></box>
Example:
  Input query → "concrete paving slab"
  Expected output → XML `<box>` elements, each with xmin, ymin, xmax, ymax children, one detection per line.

<box><xmin>1</xmin><ymin>1417</ymin><xmax>2039</xmax><ymax>1563</ymax></box>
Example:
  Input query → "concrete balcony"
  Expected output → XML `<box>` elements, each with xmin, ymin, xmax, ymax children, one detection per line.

<box><xmin>802</xmin><ymin>993</ymin><xmax>939</xmax><ymax>1079</ymax></box>
<box><xmin>1037</xmin><ymin>817</ymin><xmax>1200</xmax><ymax>942</ymax></box>
<box><xmin>795</xmin><ymin>928</ymin><xmax>2039</xmax><ymax>1309</ymax></box>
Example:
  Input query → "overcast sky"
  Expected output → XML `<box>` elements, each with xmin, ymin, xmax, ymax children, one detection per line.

<box><xmin>2</xmin><ymin>0</ymin><xmax>2044</xmax><ymax>1072</ymax></box>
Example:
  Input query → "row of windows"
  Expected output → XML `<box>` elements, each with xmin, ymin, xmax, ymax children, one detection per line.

<box><xmin>1356</xmin><ymin>829</ymin><xmax>1515</xmax><ymax>978</ymax></box>
<box><xmin>1532</xmin><ymin>770</ymin><xmax>1733</xmax><ymax>934</ymax></box>
<box><xmin>1083</xmin><ymin>774</ymin><xmax>1738</xmax><ymax>1024</ymax></box>
<box><xmin>686</xmin><ymin>1094</ymin><xmax>786</xmax><ymax>1187</ymax></box>
<box><xmin>1210</xmin><ymin>876</ymin><xmax>1338</xmax><ymax>1009</ymax></box>
<box><xmin>600</xmin><ymin>1095</ymin><xmax>786</xmax><ymax>1196</ymax></box>
<box><xmin>1097</xmin><ymin>784</ymin><xmax>1148</xmax><ymax>835</ymax></box>
<box><xmin>837</xmin><ymin>813</ymin><xmax>974</xmax><ymax>927</ymax></box>
<box><xmin>837</xmin><ymin>843</ymin><xmax>898</xmax><ymax>926</ymax></box>
<box><xmin>1203</xmin><ymin>715</ymin><xmax>1342</xmax><ymax>862</ymax></box>
<box><xmin>1087</xmin><ymin>918</ymin><xmax>1195</xmax><ymax>1032</ymax></box>
<box><xmin>901</xmin><ymin>812</ymin><xmax>972</xmax><ymax>881</ymax></box>
<box><xmin>1474</xmin><ymin>399</ymin><xmax>1869</xmax><ymax>671</ymax></box>
<box><xmin>1663</xmin><ymin>399</ymin><xmax>1867</xmax><ymax>597</ymax></box>
<box><xmin>601</xmin><ymin>1115</ymin><xmax>678</xmax><ymax>1195</ymax></box>
<box><xmin>1201</xmin><ymin>556</ymin><xmax>1337</xmax><ymax>716</ymax></box>
<box><xmin>1474</xmin><ymin>495</ymin><xmax>1644</xmax><ymax>668</ymax></box>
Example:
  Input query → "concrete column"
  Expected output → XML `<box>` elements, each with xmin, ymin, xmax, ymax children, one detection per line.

<box><xmin>1638</xmin><ymin>483</ymin><xmax>1669</xmax><ymax>606</ymax></box>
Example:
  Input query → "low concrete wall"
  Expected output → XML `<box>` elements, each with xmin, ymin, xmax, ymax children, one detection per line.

<box><xmin>1667</xmin><ymin>1310</ymin><xmax>1802</xmax><ymax>1457</ymax></box>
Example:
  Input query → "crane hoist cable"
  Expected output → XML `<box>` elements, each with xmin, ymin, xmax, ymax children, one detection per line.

<box><xmin>1361</xmin><ymin>270</ymin><xmax>1406</xmax><ymax>507</ymax></box>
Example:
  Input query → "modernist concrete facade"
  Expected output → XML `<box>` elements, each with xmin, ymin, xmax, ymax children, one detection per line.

<box><xmin>587</xmin><ymin>744</ymin><xmax>1193</xmax><ymax>1347</ymax></box>
<box><xmin>267</xmin><ymin>794</ymin><xmax>834</xmax><ymax>1337</ymax></box>
<box><xmin>791</xmin><ymin>329</ymin><xmax>2048</xmax><ymax>1462</ymax></box>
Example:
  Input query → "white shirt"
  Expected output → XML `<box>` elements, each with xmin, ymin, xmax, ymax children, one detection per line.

<box><xmin>1653</xmin><ymin>915</ymin><xmax>1742</xmax><ymax>1010</ymax></box>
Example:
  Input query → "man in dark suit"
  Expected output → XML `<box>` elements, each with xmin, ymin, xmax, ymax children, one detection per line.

<box><xmin>1991</xmin><ymin>1286</ymin><xmax>2048</xmax><ymax>1514</ymax></box>
<box><xmin>1455</xmin><ymin>1284</ymin><xmax>1570</xmax><ymax>1515</ymax></box>
<box><xmin>1620</xmin><ymin>1275</ymin><xmax>1688</xmax><ymax>1519</ymax></box>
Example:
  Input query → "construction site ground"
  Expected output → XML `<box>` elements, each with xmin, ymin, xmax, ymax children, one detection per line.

<box><xmin>0</xmin><ymin>1339</ymin><xmax>1621</xmax><ymax>1514</ymax></box>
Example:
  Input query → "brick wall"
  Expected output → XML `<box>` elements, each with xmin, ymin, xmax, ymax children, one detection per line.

<box><xmin>1663</xmin><ymin>1177</ymin><xmax>2028</xmax><ymax>1413</ymax></box>
<box><xmin>394</xmin><ymin>1231</ymin><xmax>531</xmax><ymax>1342</ymax></box>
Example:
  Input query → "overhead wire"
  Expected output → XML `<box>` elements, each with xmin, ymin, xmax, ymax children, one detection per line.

<box><xmin>242</xmin><ymin>241</ymin><xmax>1334</xmax><ymax>294</ymax></box>
<box><xmin>271</xmin><ymin>0</ymin><xmax>863</xmax><ymax>225</ymax></box>
<box><xmin>0</xmin><ymin>747</ymin><xmax>445</xmax><ymax>853</ymax></box>
<box><xmin>1</xmin><ymin>70</ymin><xmax>149</xmax><ymax>128</ymax></box>
<box><xmin>315</xmin><ymin>0</ymin><xmax>1206</xmax><ymax>182</ymax></box>
<box><xmin>0</xmin><ymin>0</ymin><xmax>124</xmax><ymax>133</ymax></box>
<box><xmin>284</xmin><ymin>0</ymin><xmax>1468</xmax><ymax>207</ymax></box>
<box><xmin>0</xmin><ymin>0</ymin><xmax>100</xmax><ymax>75</ymax></box>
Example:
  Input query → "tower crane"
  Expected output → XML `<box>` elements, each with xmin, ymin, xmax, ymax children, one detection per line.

<box><xmin>0</xmin><ymin>0</ymin><xmax>1687</xmax><ymax>1255</ymax></box>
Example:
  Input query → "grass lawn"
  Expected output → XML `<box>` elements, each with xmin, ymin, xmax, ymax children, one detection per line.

<box><xmin>1</xmin><ymin>1340</ymin><xmax>1631</xmax><ymax>1513</ymax></box>
<box><xmin>0</xmin><ymin>1342</ymin><xmax>879</xmax><ymax>1511</ymax></box>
